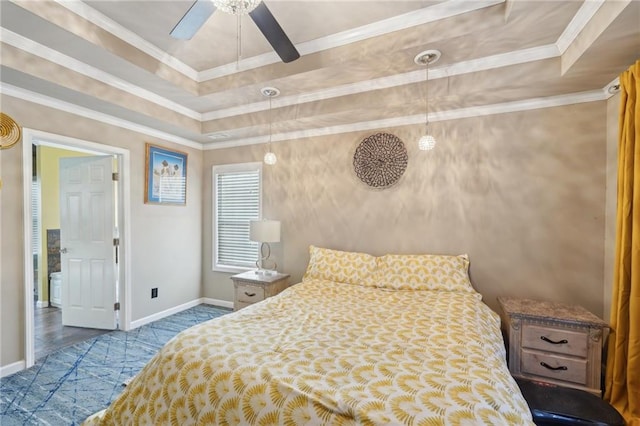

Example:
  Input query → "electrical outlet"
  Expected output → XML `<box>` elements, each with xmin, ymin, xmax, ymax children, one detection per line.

<box><xmin>151</xmin><ymin>288</ymin><xmax>158</xmax><ymax>298</ymax></box>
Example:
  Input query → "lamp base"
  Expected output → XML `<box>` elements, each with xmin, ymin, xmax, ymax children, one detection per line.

<box><xmin>255</xmin><ymin>242</ymin><xmax>277</xmax><ymax>275</ymax></box>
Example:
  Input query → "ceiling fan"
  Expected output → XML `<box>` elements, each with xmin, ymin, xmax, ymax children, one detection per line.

<box><xmin>170</xmin><ymin>0</ymin><xmax>300</xmax><ymax>63</ymax></box>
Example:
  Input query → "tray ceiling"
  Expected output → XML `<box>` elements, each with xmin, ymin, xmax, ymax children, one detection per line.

<box><xmin>0</xmin><ymin>0</ymin><xmax>638</xmax><ymax>149</ymax></box>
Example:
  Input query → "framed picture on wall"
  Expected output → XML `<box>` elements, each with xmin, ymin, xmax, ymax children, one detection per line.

<box><xmin>144</xmin><ymin>143</ymin><xmax>188</xmax><ymax>205</ymax></box>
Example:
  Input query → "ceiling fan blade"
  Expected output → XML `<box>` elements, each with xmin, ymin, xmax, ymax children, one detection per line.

<box><xmin>170</xmin><ymin>0</ymin><xmax>216</xmax><ymax>40</ymax></box>
<box><xmin>249</xmin><ymin>2</ymin><xmax>300</xmax><ymax>63</ymax></box>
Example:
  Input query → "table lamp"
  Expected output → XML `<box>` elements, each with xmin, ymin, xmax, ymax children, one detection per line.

<box><xmin>249</xmin><ymin>219</ymin><xmax>280</xmax><ymax>275</ymax></box>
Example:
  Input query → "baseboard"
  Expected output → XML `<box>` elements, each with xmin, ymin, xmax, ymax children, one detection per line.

<box><xmin>0</xmin><ymin>360</ymin><xmax>26</xmax><ymax>378</ymax></box>
<box><xmin>35</xmin><ymin>300</ymin><xmax>48</xmax><ymax>309</ymax></box>
<box><xmin>202</xmin><ymin>298</ymin><xmax>233</xmax><ymax>309</ymax></box>
<box><xmin>130</xmin><ymin>298</ymin><xmax>203</xmax><ymax>329</ymax></box>
<box><xmin>129</xmin><ymin>297</ymin><xmax>233</xmax><ymax>329</ymax></box>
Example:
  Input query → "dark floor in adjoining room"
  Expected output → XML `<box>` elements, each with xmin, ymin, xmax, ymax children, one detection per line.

<box><xmin>1</xmin><ymin>304</ymin><xmax>231</xmax><ymax>426</ymax></box>
<box><xmin>34</xmin><ymin>305</ymin><xmax>110</xmax><ymax>360</ymax></box>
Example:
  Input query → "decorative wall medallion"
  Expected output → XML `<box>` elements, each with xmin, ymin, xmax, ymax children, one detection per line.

<box><xmin>353</xmin><ymin>132</ymin><xmax>408</xmax><ymax>188</ymax></box>
<box><xmin>0</xmin><ymin>113</ymin><xmax>22</xmax><ymax>150</ymax></box>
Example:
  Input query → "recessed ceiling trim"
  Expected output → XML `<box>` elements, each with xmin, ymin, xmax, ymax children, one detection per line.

<box><xmin>2</xmin><ymin>80</ymin><xmax>607</xmax><ymax>153</ymax></box>
<box><xmin>556</xmin><ymin>0</ymin><xmax>606</xmax><ymax>54</ymax></box>
<box><xmin>55</xmin><ymin>0</ymin><xmax>199</xmax><ymax>80</ymax></box>
<box><xmin>433</xmin><ymin>89</ymin><xmax>606</xmax><ymax>121</ymax></box>
<box><xmin>0</xmin><ymin>28</ymin><xmax>202</xmax><ymax>121</ymax></box>
<box><xmin>4</xmin><ymin>21</ymin><xmax>561</xmax><ymax>125</ymax></box>
<box><xmin>203</xmin><ymin>89</ymin><xmax>607</xmax><ymax>150</ymax></box>
<box><xmin>0</xmin><ymin>83</ymin><xmax>203</xmax><ymax>150</ymax></box>
<box><xmin>199</xmin><ymin>0</ymin><xmax>506</xmax><ymax>81</ymax></box>
<box><xmin>56</xmin><ymin>0</ymin><xmax>505</xmax><ymax>84</ymax></box>
<box><xmin>297</xmin><ymin>0</ymin><xmax>505</xmax><ymax>56</ymax></box>
<box><xmin>51</xmin><ymin>0</ymin><xmax>602</xmax><ymax>90</ymax></box>
<box><xmin>202</xmin><ymin>44</ymin><xmax>560</xmax><ymax>121</ymax></box>
<box><xmin>440</xmin><ymin>44</ymin><xmax>559</xmax><ymax>78</ymax></box>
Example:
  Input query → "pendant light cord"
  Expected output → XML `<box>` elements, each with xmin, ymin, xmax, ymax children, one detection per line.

<box><xmin>425</xmin><ymin>61</ymin><xmax>429</xmax><ymax>128</ymax></box>
<box><xmin>268</xmin><ymin>95</ymin><xmax>272</xmax><ymax>149</ymax></box>
<box><xmin>236</xmin><ymin>15</ymin><xmax>242</xmax><ymax>69</ymax></box>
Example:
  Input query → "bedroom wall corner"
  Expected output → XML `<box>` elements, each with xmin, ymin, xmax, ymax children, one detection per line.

<box><xmin>603</xmin><ymin>92</ymin><xmax>620</xmax><ymax>324</ymax></box>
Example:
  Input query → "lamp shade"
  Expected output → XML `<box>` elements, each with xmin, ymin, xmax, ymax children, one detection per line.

<box><xmin>249</xmin><ymin>219</ymin><xmax>281</xmax><ymax>243</ymax></box>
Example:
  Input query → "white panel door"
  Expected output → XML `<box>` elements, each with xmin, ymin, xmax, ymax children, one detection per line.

<box><xmin>60</xmin><ymin>156</ymin><xmax>117</xmax><ymax>329</ymax></box>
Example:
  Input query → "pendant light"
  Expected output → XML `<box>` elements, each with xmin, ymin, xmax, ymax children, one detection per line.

<box><xmin>261</xmin><ymin>87</ymin><xmax>280</xmax><ymax>165</ymax></box>
<box><xmin>414</xmin><ymin>50</ymin><xmax>441</xmax><ymax>151</ymax></box>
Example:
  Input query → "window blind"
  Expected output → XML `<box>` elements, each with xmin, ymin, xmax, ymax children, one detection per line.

<box><xmin>31</xmin><ymin>180</ymin><xmax>40</xmax><ymax>255</ymax></box>
<box><xmin>214</xmin><ymin>168</ymin><xmax>260</xmax><ymax>269</ymax></box>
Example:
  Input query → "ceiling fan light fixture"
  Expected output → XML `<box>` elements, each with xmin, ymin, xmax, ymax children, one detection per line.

<box><xmin>213</xmin><ymin>0</ymin><xmax>261</xmax><ymax>15</ymax></box>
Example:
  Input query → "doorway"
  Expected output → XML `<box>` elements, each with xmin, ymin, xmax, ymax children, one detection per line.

<box><xmin>22</xmin><ymin>129</ymin><xmax>131</xmax><ymax>369</ymax></box>
<box><xmin>33</xmin><ymin>151</ymin><xmax>116</xmax><ymax>358</ymax></box>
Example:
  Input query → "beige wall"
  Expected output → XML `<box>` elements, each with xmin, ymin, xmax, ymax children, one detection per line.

<box><xmin>203</xmin><ymin>102</ymin><xmax>608</xmax><ymax>317</ymax></box>
<box><xmin>1</xmin><ymin>138</ymin><xmax>26</xmax><ymax>370</ymax></box>
<box><xmin>603</xmin><ymin>92</ymin><xmax>620</xmax><ymax>323</ymax></box>
<box><xmin>0</xmin><ymin>94</ymin><xmax>203</xmax><ymax>368</ymax></box>
<box><xmin>1</xmin><ymin>93</ymin><xmax>614</xmax><ymax>371</ymax></box>
<box><xmin>36</xmin><ymin>146</ymin><xmax>88</xmax><ymax>303</ymax></box>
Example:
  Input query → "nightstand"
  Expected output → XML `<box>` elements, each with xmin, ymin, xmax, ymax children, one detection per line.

<box><xmin>231</xmin><ymin>270</ymin><xmax>290</xmax><ymax>311</ymax></box>
<box><xmin>498</xmin><ymin>297</ymin><xmax>608</xmax><ymax>396</ymax></box>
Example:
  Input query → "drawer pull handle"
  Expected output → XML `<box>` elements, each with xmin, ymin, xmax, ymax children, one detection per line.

<box><xmin>540</xmin><ymin>336</ymin><xmax>568</xmax><ymax>345</ymax></box>
<box><xmin>540</xmin><ymin>362</ymin><xmax>568</xmax><ymax>371</ymax></box>
<box><xmin>244</xmin><ymin>292</ymin><xmax>256</xmax><ymax>297</ymax></box>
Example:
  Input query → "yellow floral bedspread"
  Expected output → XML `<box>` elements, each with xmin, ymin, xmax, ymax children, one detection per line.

<box><xmin>84</xmin><ymin>280</ymin><xmax>533</xmax><ymax>425</ymax></box>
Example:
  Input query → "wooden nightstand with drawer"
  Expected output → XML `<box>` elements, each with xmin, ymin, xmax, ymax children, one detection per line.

<box><xmin>498</xmin><ymin>297</ymin><xmax>608</xmax><ymax>396</ymax></box>
<box><xmin>231</xmin><ymin>271</ymin><xmax>290</xmax><ymax>311</ymax></box>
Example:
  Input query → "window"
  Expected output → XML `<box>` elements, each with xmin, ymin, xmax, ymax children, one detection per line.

<box><xmin>32</xmin><ymin>179</ymin><xmax>40</xmax><ymax>255</ymax></box>
<box><xmin>212</xmin><ymin>162</ymin><xmax>262</xmax><ymax>272</ymax></box>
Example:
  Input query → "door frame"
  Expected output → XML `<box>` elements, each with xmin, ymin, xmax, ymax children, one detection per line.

<box><xmin>21</xmin><ymin>128</ymin><xmax>132</xmax><ymax>369</ymax></box>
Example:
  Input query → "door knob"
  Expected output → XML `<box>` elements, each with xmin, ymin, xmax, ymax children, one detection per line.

<box><xmin>60</xmin><ymin>248</ymin><xmax>68</xmax><ymax>254</ymax></box>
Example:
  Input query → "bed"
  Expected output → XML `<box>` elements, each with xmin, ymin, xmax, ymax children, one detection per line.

<box><xmin>84</xmin><ymin>247</ymin><xmax>534</xmax><ymax>425</ymax></box>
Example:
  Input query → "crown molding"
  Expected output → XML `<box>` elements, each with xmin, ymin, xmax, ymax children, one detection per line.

<box><xmin>0</xmin><ymin>83</ymin><xmax>203</xmax><ymax>150</ymax></box>
<box><xmin>56</xmin><ymin>0</ymin><xmax>506</xmax><ymax>84</ymax></box>
<box><xmin>0</xmin><ymin>28</ymin><xmax>202</xmax><ymax>121</ymax></box>
<box><xmin>54</xmin><ymin>0</ymin><xmax>199</xmax><ymax>80</ymax></box>
<box><xmin>297</xmin><ymin>0</ymin><xmax>505</xmax><ymax>56</ymax></box>
<box><xmin>2</xmin><ymin>23</ymin><xmax>588</xmax><ymax>132</ymax></box>
<box><xmin>2</xmin><ymin>80</ymin><xmax>607</xmax><ymax>153</ymax></box>
<box><xmin>202</xmin><ymin>44</ymin><xmax>560</xmax><ymax>122</ymax></box>
<box><xmin>433</xmin><ymin>89</ymin><xmax>606</xmax><ymax>122</ymax></box>
<box><xmin>203</xmin><ymin>89</ymin><xmax>607</xmax><ymax>150</ymax></box>
<box><xmin>3</xmin><ymin>0</ymin><xmax>601</xmax><ymax>126</ymax></box>
<box><xmin>556</xmin><ymin>0</ymin><xmax>605</xmax><ymax>54</ymax></box>
<box><xmin>198</xmin><ymin>0</ymin><xmax>505</xmax><ymax>81</ymax></box>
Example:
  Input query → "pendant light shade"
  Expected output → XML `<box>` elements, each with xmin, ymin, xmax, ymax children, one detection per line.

<box><xmin>264</xmin><ymin>151</ymin><xmax>277</xmax><ymax>165</ymax></box>
<box><xmin>418</xmin><ymin>134</ymin><xmax>436</xmax><ymax>151</ymax></box>
<box><xmin>261</xmin><ymin>86</ymin><xmax>280</xmax><ymax>165</ymax></box>
<box><xmin>414</xmin><ymin>50</ymin><xmax>441</xmax><ymax>151</ymax></box>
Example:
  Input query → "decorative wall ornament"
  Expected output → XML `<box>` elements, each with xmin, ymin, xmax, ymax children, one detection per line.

<box><xmin>0</xmin><ymin>112</ymin><xmax>22</xmax><ymax>150</ymax></box>
<box><xmin>353</xmin><ymin>132</ymin><xmax>408</xmax><ymax>188</ymax></box>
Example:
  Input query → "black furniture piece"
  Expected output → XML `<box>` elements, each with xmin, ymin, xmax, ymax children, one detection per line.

<box><xmin>516</xmin><ymin>378</ymin><xmax>625</xmax><ymax>426</ymax></box>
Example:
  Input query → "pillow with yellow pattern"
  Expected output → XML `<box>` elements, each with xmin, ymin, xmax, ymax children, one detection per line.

<box><xmin>303</xmin><ymin>245</ymin><xmax>377</xmax><ymax>286</ymax></box>
<box><xmin>374</xmin><ymin>253</ymin><xmax>475</xmax><ymax>292</ymax></box>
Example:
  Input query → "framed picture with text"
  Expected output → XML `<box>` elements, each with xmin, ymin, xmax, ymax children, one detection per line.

<box><xmin>144</xmin><ymin>143</ymin><xmax>188</xmax><ymax>205</ymax></box>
